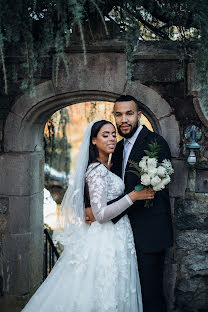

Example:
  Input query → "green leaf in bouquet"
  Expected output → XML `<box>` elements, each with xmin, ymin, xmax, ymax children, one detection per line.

<box><xmin>134</xmin><ymin>184</ymin><xmax>144</xmax><ymax>191</ymax></box>
<box><xmin>126</xmin><ymin>169</ymin><xmax>141</xmax><ymax>179</ymax></box>
<box><xmin>128</xmin><ymin>159</ymin><xmax>141</xmax><ymax>172</ymax></box>
<box><xmin>144</xmin><ymin>140</ymin><xmax>161</xmax><ymax>158</ymax></box>
<box><xmin>143</xmin><ymin>149</ymin><xmax>158</xmax><ymax>158</ymax></box>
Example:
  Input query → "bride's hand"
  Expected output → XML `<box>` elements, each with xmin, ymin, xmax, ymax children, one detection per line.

<box><xmin>128</xmin><ymin>188</ymin><xmax>155</xmax><ymax>202</ymax></box>
<box><xmin>85</xmin><ymin>207</ymin><xmax>96</xmax><ymax>224</ymax></box>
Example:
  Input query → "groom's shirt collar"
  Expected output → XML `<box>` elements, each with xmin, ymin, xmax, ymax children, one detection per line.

<box><xmin>124</xmin><ymin>124</ymin><xmax>143</xmax><ymax>146</ymax></box>
<box><xmin>122</xmin><ymin>125</ymin><xmax>143</xmax><ymax>180</ymax></box>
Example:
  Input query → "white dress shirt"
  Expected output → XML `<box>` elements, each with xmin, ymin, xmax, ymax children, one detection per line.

<box><xmin>122</xmin><ymin>125</ymin><xmax>143</xmax><ymax>180</ymax></box>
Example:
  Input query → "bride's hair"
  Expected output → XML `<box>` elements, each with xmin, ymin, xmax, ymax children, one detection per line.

<box><xmin>88</xmin><ymin>120</ymin><xmax>114</xmax><ymax>164</ymax></box>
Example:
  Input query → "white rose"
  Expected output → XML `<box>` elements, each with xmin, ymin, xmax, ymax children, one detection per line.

<box><xmin>142</xmin><ymin>156</ymin><xmax>149</xmax><ymax>161</ymax></box>
<box><xmin>157</xmin><ymin>166</ymin><xmax>166</xmax><ymax>177</ymax></box>
<box><xmin>139</xmin><ymin>157</ymin><xmax>148</xmax><ymax>171</ymax></box>
<box><xmin>148</xmin><ymin>167</ymin><xmax>157</xmax><ymax>178</ymax></box>
<box><xmin>141</xmin><ymin>174</ymin><xmax>151</xmax><ymax>186</ymax></box>
<box><xmin>151</xmin><ymin>176</ymin><xmax>161</xmax><ymax>187</ymax></box>
<box><xmin>161</xmin><ymin>175</ymin><xmax>171</xmax><ymax>186</ymax></box>
<box><xmin>147</xmin><ymin>157</ymin><xmax>157</xmax><ymax>169</ymax></box>
<box><xmin>153</xmin><ymin>182</ymin><xmax>165</xmax><ymax>191</ymax></box>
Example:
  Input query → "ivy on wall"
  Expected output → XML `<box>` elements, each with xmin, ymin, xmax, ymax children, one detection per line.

<box><xmin>0</xmin><ymin>0</ymin><xmax>208</xmax><ymax>97</ymax></box>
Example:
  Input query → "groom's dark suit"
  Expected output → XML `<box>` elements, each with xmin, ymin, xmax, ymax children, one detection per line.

<box><xmin>111</xmin><ymin>125</ymin><xmax>173</xmax><ymax>312</ymax></box>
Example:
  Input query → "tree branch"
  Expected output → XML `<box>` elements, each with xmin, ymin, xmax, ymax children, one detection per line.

<box><xmin>123</xmin><ymin>6</ymin><xmax>171</xmax><ymax>40</ymax></box>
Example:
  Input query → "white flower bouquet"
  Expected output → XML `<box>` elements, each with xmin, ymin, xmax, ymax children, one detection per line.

<box><xmin>128</xmin><ymin>141</ymin><xmax>174</xmax><ymax>207</ymax></box>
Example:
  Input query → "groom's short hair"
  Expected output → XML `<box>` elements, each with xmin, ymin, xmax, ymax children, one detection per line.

<box><xmin>114</xmin><ymin>95</ymin><xmax>142</xmax><ymax>112</ymax></box>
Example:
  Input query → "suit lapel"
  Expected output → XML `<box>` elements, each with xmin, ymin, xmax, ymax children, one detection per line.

<box><xmin>111</xmin><ymin>139</ymin><xmax>124</xmax><ymax>178</ymax></box>
<box><xmin>124</xmin><ymin>126</ymin><xmax>150</xmax><ymax>183</ymax></box>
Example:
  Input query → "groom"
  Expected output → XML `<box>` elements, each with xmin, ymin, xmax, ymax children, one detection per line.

<box><xmin>111</xmin><ymin>95</ymin><xmax>173</xmax><ymax>312</ymax></box>
<box><xmin>86</xmin><ymin>95</ymin><xmax>173</xmax><ymax>312</ymax></box>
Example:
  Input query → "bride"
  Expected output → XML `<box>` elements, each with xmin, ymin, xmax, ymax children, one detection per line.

<box><xmin>22</xmin><ymin>120</ymin><xmax>154</xmax><ymax>312</ymax></box>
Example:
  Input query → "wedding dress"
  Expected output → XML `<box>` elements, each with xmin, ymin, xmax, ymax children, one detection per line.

<box><xmin>22</xmin><ymin>162</ymin><xmax>143</xmax><ymax>312</ymax></box>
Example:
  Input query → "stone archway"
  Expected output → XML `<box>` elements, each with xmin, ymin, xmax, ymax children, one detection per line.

<box><xmin>5</xmin><ymin>81</ymin><xmax>180</xmax><ymax>155</ymax></box>
<box><xmin>2</xmin><ymin>79</ymin><xmax>180</xmax><ymax>302</ymax></box>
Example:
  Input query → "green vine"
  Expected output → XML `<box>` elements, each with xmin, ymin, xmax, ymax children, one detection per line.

<box><xmin>0</xmin><ymin>0</ymin><xmax>208</xmax><ymax>103</ymax></box>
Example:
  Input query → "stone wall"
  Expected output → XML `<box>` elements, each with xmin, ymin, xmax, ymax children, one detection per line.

<box><xmin>0</xmin><ymin>40</ymin><xmax>207</xmax><ymax>311</ymax></box>
<box><xmin>174</xmin><ymin>127</ymin><xmax>208</xmax><ymax>311</ymax></box>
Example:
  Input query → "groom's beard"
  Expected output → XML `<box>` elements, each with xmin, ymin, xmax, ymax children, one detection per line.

<box><xmin>117</xmin><ymin>121</ymin><xmax>138</xmax><ymax>139</ymax></box>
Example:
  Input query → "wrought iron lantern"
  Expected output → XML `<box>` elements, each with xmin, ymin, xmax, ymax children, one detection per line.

<box><xmin>185</xmin><ymin>125</ymin><xmax>202</xmax><ymax>165</ymax></box>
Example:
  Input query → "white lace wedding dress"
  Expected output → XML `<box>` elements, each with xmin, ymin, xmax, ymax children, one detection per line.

<box><xmin>22</xmin><ymin>163</ymin><xmax>143</xmax><ymax>312</ymax></box>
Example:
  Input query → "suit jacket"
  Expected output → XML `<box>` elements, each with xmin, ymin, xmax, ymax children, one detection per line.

<box><xmin>111</xmin><ymin>125</ymin><xmax>173</xmax><ymax>253</ymax></box>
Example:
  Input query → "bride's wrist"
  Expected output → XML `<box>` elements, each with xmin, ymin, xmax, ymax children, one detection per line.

<box><xmin>128</xmin><ymin>191</ymin><xmax>137</xmax><ymax>203</ymax></box>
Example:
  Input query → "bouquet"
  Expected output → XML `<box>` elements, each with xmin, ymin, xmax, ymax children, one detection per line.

<box><xmin>128</xmin><ymin>141</ymin><xmax>174</xmax><ymax>207</ymax></box>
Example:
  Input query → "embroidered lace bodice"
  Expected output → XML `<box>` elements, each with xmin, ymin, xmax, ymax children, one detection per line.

<box><xmin>86</xmin><ymin>162</ymin><xmax>132</xmax><ymax>223</ymax></box>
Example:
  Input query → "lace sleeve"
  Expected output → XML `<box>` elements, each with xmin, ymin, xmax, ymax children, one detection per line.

<box><xmin>86</xmin><ymin>163</ymin><xmax>132</xmax><ymax>224</ymax></box>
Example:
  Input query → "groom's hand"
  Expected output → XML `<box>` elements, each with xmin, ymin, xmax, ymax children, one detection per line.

<box><xmin>85</xmin><ymin>207</ymin><xmax>96</xmax><ymax>224</ymax></box>
<box><xmin>128</xmin><ymin>188</ymin><xmax>155</xmax><ymax>202</ymax></box>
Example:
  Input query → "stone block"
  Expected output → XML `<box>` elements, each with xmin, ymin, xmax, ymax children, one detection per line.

<box><xmin>133</xmin><ymin>41</ymin><xmax>178</xmax><ymax>57</ymax></box>
<box><xmin>176</xmin><ymin>276</ymin><xmax>208</xmax><ymax>311</ymax></box>
<box><xmin>180</xmin><ymin>254</ymin><xmax>208</xmax><ymax>276</ymax></box>
<box><xmin>124</xmin><ymin>81</ymin><xmax>172</xmax><ymax>120</ymax></box>
<box><xmin>0</xmin><ymin>197</ymin><xmax>9</xmax><ymax>213</ymax></box>
<box><xmin>0</xmin><ymin>152</ymin><xmax>44</xmax><ymax>196</ymax></box>
<box><xmin>29</xmin><ymin>230</ymin><xmax>44</xmax><ymax>290</ymax></box>
<box><xmin>133</xmin><ymin>59</ymin><xmax>181</xmax><ymax>83</ymax></box>
<box><xmin>53</xmin><ymin>53</ymin><xmax>126</xmax><ymax>95</ymax></box>
<box><xmin>11</xmin><ymin>81</ymin><xmax>55</xmax><ymax>119</ymax></box>
<box><xmin>169</xmin><ymin>160</ymin><xmax>188</xmax><ymax>198</ymax></box>
<box><xmin>176</xmin><ymin>231</ymin><xmax>208</xmax><ymax>251</ymax></box>
<box><xmin>8</xmin><ymin>192</ymin><xmax>43</xmax><ymax>234</ymax></box>
<box><xmin>2</xmin><ymin>233</ymin><xmax>31</xmax><ymax>295</ymax></box>
<box><xmin>4</xmin><ymin>112</ymin><xmax>45</xmax><ymax>152</ymax></box>
<box><xmin>160</xmin><ymin>115</ymin><xmax>180</xmax><ymax>158</ymax></box>
<box><xmin>175</xmin><ymin>198</ymin><xmax>208</xmax><ymax>230</ymax></box>
<box><xmin>4</xmin><ymin>112</ymin><xmax>22</xmax><ymax>152</ymax></box>
<box><xmin>164</xmin><ymin>262</ymin><xmax>177</xmax><ymax>312</ymax></box>
<box><xmin>2</xmin><ymin>231</ymin><xmax>43</xmax><ymax>295</ymax></box>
